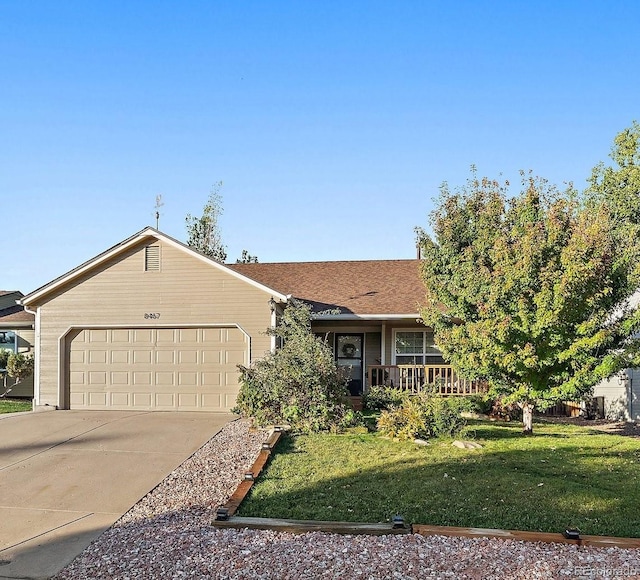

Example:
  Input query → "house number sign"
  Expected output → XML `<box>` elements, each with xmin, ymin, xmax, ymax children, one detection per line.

<box><xmin>144</xmin><ymin>313</ymin><xmax>161</xmax><ymax>319</ymax></box>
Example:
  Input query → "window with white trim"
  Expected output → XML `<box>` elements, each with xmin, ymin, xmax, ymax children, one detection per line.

<box><xmin>394</xmin><ymin>330</ymin><xmax>441</xmax><ymax>365</ymax></box>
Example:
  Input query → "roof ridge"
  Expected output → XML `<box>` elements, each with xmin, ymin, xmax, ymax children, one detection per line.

<box><xmin>229</xmin><ymin>258</ymin><xmax>420</xmax><ymax>266</ymax></box>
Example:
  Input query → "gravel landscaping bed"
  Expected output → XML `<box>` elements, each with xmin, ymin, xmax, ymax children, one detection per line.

<box><xmin>55</xmin><ymin>419</ymin><xmax>640</xmax><ymax>579</ymax></box>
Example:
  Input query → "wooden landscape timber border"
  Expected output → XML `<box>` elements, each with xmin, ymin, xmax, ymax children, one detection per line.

<box><xmin>212</xmin><ymin>427</ymin><xmax>640</xmax><ymax>550</ymax></box>
<box><xmin>411</xmin><ymin>525</ymin><xmax>640</xmax><ymax>550</ymax></box>
<box><xmin>214</xmin><ymin>517</ymin><xmax>410</xmax><ymax>536</ymax></box>
<box><xmin>213</xmin><ymin>426</ymin><xmax>285</xmax><ymax>521</ymax></box>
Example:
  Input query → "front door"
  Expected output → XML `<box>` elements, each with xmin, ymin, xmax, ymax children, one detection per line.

<box><xmin>335</xmin><ymin>333</ymin><xmax>364</xmax><ymax>395</ymax></box>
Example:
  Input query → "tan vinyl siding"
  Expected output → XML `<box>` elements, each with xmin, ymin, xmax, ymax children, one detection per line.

<box><xmin>364</xmin><ymin>332</ymin><xmax>381</xmax><ymax>368</ymax></box>
<box><xmin>34</xmin><ymin>238</ymin><xmax>273</xmax><ymax>408</ymax></box>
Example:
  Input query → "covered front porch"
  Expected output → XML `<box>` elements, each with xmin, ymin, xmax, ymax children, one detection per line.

<box><xmin>312</xmin><ymin>319</ymin><xmax>487</xmax><ymax>399</ymax></box>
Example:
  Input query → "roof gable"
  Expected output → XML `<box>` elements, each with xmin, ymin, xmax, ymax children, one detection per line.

<box><xmin>22</xmin><ymin>227</ymin><xmax>288</xmax><ymax>307</ymax></box>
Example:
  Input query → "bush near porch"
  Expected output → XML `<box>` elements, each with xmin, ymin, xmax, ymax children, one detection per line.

<box><xmin>238</xmin><ymin>419</ymin><xmax>640</xmax><ymax>538</ymax></box>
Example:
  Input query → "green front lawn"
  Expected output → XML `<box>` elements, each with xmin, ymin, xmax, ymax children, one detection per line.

<box><xmin>0</xmin><ymin>398</ymin><xmax>32</xmax><ymax>413</ymax></box>
<box><xmin>239</xmin><ymin>420</ymin><xmax>640</xmax><ymax>538</ymax></box>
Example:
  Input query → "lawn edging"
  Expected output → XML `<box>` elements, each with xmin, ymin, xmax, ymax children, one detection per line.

<box><xmin>213</xmin><ymin>425</ymin><xmax>640</xmax><ymax>549</ymax></box>
<box><xmin>213</xmin><ymin>426</ymin><xmax>285</xmax><ymax>521</ymax></box>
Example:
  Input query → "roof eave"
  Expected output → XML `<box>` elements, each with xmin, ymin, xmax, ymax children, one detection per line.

<box><xmin>0</xmin><ymin>320</ymin><xmax>34</xmax><ymax>329</ymax></box>
<box><xmin>312</xmin><ymin>313</ymin><xmax>421</xmax><ymax>321</ymax></box>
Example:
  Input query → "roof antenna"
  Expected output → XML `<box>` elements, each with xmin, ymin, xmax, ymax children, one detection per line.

<box><xmin>154</xmin><ymin>195</ymin><xmax>164</xmax><ymax>229</ymax></box>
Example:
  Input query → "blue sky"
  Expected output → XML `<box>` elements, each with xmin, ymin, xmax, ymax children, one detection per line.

<box><xmin>2</xmin><ymin>1</ymin><xmax>639</xmax><ymax>293</ymax></box>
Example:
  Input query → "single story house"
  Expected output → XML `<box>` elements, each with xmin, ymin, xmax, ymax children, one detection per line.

<box><xmin>0</xmin><ymin>290</ymin><xmax>35</xmax><ymax>398</ymax></box>
<box><xmin>20</xmin><ymin>227</ymin><xmax>479</xmax><ymax>413</ymax></box>
<box><xmin>19</xmin><ymin>226</ymin><xmax>638</xmax><ymax>421</ymax></box>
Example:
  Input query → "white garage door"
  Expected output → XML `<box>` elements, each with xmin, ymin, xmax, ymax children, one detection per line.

<box><xmin>68</xmin><ymin>327</ymin><xmax>248</xmax><ymax>411</ymax></box>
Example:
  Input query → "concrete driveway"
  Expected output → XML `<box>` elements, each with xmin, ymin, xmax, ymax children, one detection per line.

<box><xmin>0</xmin><ymin>410</ymin><xmax>232</xmax><ymax>580</ymax></box>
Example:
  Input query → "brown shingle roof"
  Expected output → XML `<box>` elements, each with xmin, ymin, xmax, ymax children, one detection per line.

<box><xmin>0</xmin><ymin>305</ymin><xmax>34</xmax><ymax>325</ymax></box>
<box><xmin>229</xmin><ymin>260</ymin><xmax>425</xmax><ymax>316</ymax></box>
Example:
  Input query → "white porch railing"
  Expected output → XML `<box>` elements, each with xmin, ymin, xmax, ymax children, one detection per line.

<box><xmin>366</xmin><ymin>365</ymin><xmax>487</xmax><ymax>396</ymax></box>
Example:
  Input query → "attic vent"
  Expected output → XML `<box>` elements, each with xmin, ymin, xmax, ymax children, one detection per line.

<box><xmin>144</xmin><ymin>245</ymin><xmax>160</xmax><ymax>271</ymax></box>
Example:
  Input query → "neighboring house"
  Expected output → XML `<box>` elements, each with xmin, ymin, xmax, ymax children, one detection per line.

<box><xmin>592</xmin><ymin>373</ymin><xmax>638</xmax><ymax>421</ymax></box>
<box><xmin>0</xmin><ymin>290</ymin><xmax>35</xmax><ymax>398</ymax></box>
<box><xmin>20</xmin><ymin>227</ymin><xmax>478</xmax><ymax>413</ymax></box>
<box><xmin>588</xmin><ymin>292</ymin><xmax>640</xmax><ymax>422</ymax></box>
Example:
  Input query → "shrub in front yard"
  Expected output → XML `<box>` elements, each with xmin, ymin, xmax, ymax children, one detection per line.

<box><xmin>377</xmin><ymin>390</ymin><xmax>466</xmax><ymax>440</ymax></box>
<box><xmin>363</xmin><ymin>385</ymin><xmax>406</xmax><ymax>411</ymax></box>
<box><xmin>233</xmin><ymin>300</ymin><xmax>359</xmax><ymax>433</ymax></box>
<box><xmin>464</xmin><ymin>393</ymin><xmax>494</xmax><ymax>415</ymax></box>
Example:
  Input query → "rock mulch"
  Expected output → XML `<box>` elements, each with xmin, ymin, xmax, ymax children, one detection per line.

<box><xmin>55</xmin><ymin>419</ymin><xmax>640</xmax><ymax>579</ymax></box>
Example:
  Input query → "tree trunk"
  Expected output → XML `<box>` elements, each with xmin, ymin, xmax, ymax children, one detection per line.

<box><xmin>522</xmin><ymin>403</ymin><xmax>534</xmax><ymax>434</ymax></box>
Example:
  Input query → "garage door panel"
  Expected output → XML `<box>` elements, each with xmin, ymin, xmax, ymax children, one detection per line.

<box><xmin>88</xmin><ymin>392</ymin><xmax>108</xmax><ymax>406</ymax></box>
<box><xmin>178</xmin><ymin>372</ymin><xmax>197</xmax><ymax>386</ymax></box>
<box><xmin>134</xmin><ymin>329</ymin><xmax>153</xmax><ymax>342</ymax></box>
<box><xmin>111</xmin><ymin>392</ymin><xmax>129</xmax><ymax>406</ymax></box>
<box><xmin>132</xmin><ymin>393</ymin><xmax>152</xmax><ymax>407</ymax></box>
<box><xmin>201</xmin><ymin>372</ymin><xmax>221</xmax><ymax>386</ymax></box>
<box><xmin>155</xmin><ymin>350</ymin><xmax>175</xmax><ymax>364</ymax></box>
<box><xmin>89</xmin><ymin>330</ymin><xmax>108</xmax><ymax>342</ymax></box>
<box><xmin>157</xmin><ymin>329</ymin><xmax>176</xmax><ymax>342</ymax></box>
<box><xmin>69</xmin><ymin>326</ymin><xmax>245</xmax><ymax>412</ymax></box>
<box><xmin>178</xmin><ymin>328</ymin><xmax>199</xmax><ymax>342</ymax></box>
<box><xmin>89</xmin><ymin>372</ymin><xmax>106</xmax><ymax>385</ymax></box>
<box><xmin>70</xmin><ymin>351</ymin><xmax>85</xmax><ymax>364</ymax></box>
<box><xmin>89</xmin><ymin>350</ymin><xmax>107</xmax><ymax>364</ymax></box>
<box><xmin>155</xmin><ymin>372</ymin><xmax>175</xmax><ymax>385</ymax></box>
<box><xmin>111</xmin><ymin>330</ymin><xmax>131</xmax><ymax>343</ymax></box>
<box><xmin>178</xmin><ymin>393</ymin><xmax>198</xmax><ymax>408</ymax></box>
<box><xmin>134</xmin><ymin>350</ymin><xmax>152</xmax><ymax>364</ymax></box>
<box><xmin>225</xmin><ymin>349</ymin><xmax>247</xmax><ymax>365</ymax></box>
<box><xmin>111</xmin><ymin>350</ymin><xmax>129</xmax><ymax>364</ymax></box>
<box><xmin>70</xmin><ymin>392</ymin><xmax>85</xmax><ymax>406</ymax></box>
<box><xmin>178</xmin><ymin>350</ymin><xmax>197</xmax><ymax>364</ymax></box>
<box><xmin>70</xmin><ymin>371</ymin><xmax>85</xmax><ymax>385</ymax></box>
<box><xmin>133</xmin><ymin>372</ymin><xmax>152</xmax><ymax>385</ymax></box>
<box><xmin>155</xmin><ymin>393</ymin><xmax>175</xmax><ymax>408</ymax></box>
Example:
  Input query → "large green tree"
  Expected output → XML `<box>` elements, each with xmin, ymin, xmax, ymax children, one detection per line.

<box><xmin>418</xmin><ymin>124</ymin><xmax>640</xmax><ymax>433</ymax></box>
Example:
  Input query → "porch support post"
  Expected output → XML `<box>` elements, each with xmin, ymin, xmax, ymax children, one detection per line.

<box><xmin>269</xmin><ymin>298</ymin><xmax>277</xmax><ymax>353</ymax></box>
<box><xmin>381</xmin><ymin>324</ymin><xmax>386</xmax><ymax>365</ymax></box>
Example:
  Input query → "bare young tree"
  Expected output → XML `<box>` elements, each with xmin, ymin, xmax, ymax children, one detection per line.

<box><xmin>185</xmin><ymin>182</ymin><xmax>227</xmax><ymax>262</ymax></box>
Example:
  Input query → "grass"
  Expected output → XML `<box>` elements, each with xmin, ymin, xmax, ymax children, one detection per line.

<box><xmin>238</xmin><ymin>419</ymin><xmax>640</xmax><ymax>538</ymax></box>
<box><xmin>0</xmin><ymin>398</ymin><xmax>32</xmax><ymax>413</ymax></box>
